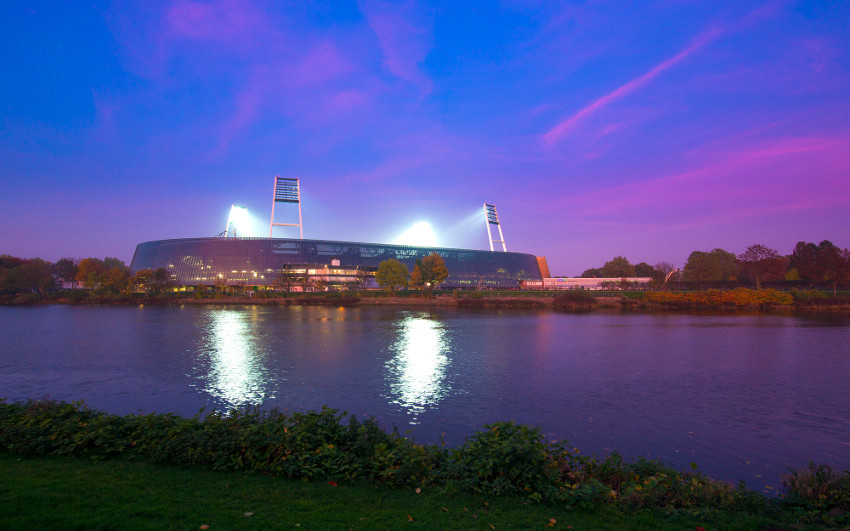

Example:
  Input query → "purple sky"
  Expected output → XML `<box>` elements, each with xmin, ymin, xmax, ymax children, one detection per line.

<box><xmin>2</xmin><ymin>1</ymin><xmax>849</xmax><ymax>275</ymax></box>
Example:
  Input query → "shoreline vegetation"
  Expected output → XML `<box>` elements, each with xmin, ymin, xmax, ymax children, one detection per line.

<box><xmin>4</xmin><ymin>288</ymin><xmax>850</xmax><ymax>313</ymax></box>
<box><xmin>1</xmin><ymin>400</ymin><xmax>848</xmax><ymax>529</ymax></box>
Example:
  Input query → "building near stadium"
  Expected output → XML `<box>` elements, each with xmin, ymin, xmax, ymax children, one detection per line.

<box><xmin>129</xmin><ymin>237</ymin><xmax>543</xmax><ymax>289</ymax></box>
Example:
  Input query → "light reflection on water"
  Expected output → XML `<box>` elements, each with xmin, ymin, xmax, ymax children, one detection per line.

<box><xmin>384</xmin><ymin>313</ymin><xmax>450</xmax><ymax>421</ymax></box>
<box><xmin>195</xmin><ymin>308</ymin><xmax>273</xmax><ymax>408</ymax></box>
<box><xmin>3</xmin><ymin>305</ymin><xmax>850</xmax><ymax>491</ymax></box>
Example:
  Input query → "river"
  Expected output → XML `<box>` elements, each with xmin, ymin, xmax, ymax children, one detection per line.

<box><xmin>2</xmin><ymin>304</ymin><xmax>849</xmax><ymax>492</ymax></box>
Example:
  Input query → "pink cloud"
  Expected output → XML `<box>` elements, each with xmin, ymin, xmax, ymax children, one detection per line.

<box><xmin>359</xmin><ymin>0</ymin><xmax>433</xmax><ymax>94</ymax></box>
<box><xmin>542</xmin><ymin>27</ymin><xmax>722</xmax><ymax>147</ymax></box>
<box><xmin>165</xmin><ymin>0</ymin><xmax>267</xmax><ymax>43</ymax></box>
<box><xmin>559</xmin><ymin>134</ymin><xmax>850</xmax><ymax>227</ymax></box>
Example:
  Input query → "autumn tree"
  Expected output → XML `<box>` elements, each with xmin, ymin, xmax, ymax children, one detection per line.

<box><xmin>76</xmin><ymin>258</ymin><xmax>109</xmax><ymax>290</ymax></box>
<box><xmin>375</xmin><ymin>259</ymin><xmax>409</xmax><ymax>293</ymax></box>
<box><xmin>410</xmin><ymin>253</ymin><xmax>449</xmax><ymax>298</ymax></box>
<box><xmin>102</xmin><ymin>267</ymin><xmax>130</xmax><ymax>293</ymax></box>
<box><xmin>131</xmin><ymin>269</ymin><xmax>154</xmax><ymax>294</ymax></box>
<box><xmin>683</xmin><ymin>249</ymin><xmax>738</xmax><ymax>282</ymax></box>
<box><xmin>737</xmin><ymin>244</ymin><xmax>785</xmax><ymax>290</ymax></box>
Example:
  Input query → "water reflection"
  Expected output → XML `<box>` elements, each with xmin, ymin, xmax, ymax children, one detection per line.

<box><xmin>385</xmin><ymin>313</ymin><xmax>450</xmax><ymax>420</ymax></box>
<box><xmin>197</xmin><ymin>309</ymin><xmax>271</xmax><ymax>409</ymax></box>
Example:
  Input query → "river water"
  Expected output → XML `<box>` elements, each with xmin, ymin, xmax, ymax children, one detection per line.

<box><xmin>2</xmin><ymin>304</ymin><xmax>849</xmax><ymax>491</ymax></box>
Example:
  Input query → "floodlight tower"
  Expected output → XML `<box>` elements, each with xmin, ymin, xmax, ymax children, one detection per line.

<box><xmin>269</xmin><ymin>176</ymin><xmax>303</xmax><ymax>238</ymax></box>
<box><xmin>483</xmin><ymin>203</ymin><xmax>507</xmax><ymax>252</ymax></box>
<box><xmin>221</xmin><ymin>204</ymin><xmax>249</xmax><ymax>238</ymax></box>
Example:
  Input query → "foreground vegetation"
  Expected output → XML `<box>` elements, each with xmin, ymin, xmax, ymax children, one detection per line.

<box><xmin>1</xmin><ymin>400</ymin><xmax>848</xmax><ymax>529</ymax></box>
<box><xmin>1</xmin><ymin>454</ymin><xmax>753</xmax><ymax>530</ymax></box>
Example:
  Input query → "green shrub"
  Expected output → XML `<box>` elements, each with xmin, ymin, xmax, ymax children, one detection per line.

<box><xmin>445</xmin><ymin>421</ymin><xmax>559</xmax><ymax>499</ymax></box>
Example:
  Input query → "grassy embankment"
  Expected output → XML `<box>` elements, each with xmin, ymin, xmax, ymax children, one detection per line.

<box><xmin>3</xmin><ymin>287</ymin><xmax>850</xmax><ymax>312</ymax></box>
<box><xmin>2</xmin><ymin>454</ymin><xmax>721</xmax><ymax>530</ymax></box>
<box><xmin>1</xmin><ymin>400</ymin><xmax>848</xmax><ymax>529</ymax></box>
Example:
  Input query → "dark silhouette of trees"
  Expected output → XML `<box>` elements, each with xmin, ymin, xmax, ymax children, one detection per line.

<box><xmin>52</xmin><ymin>258</ymin><xmax>78</xmax><ymax>285</ymax></box>
<box><xmin>792</xmin><ymin>241</ymin><xmax>850</xmax><ymax>295</ymax></box>
<box><xmin>600</xmin><ymin>256</ymin><xmax>635</xmax><ymax>278</ymax></box>
<box><xmin>683</xmin><ymin>249</ymin><xmax>738</xmax><ymax>282</ymax></box>
<box><xmin>737</xmin><ymin>244</ymin><xmax>785</xmax><ymax>290</ymax></box>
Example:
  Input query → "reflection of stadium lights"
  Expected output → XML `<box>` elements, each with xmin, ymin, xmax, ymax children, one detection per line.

<box><xmin>394</xmin><ymin>221</ymin><xmax>438</xmax><ymax>247</ymax></box>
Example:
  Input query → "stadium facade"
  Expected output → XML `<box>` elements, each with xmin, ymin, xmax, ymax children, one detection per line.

<box><xmin>129</xmin><ymin>237</ymin><xmax>543</xmax><ymax>290</ymax></box>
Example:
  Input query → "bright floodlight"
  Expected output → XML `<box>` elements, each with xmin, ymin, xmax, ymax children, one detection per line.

<box><xmin>225</xmin><ymin>204</ymin><xmax>250</xmax><ymax>237</ymax></box>
<box><xmin>394</xmin><ymin>221</ymin><xmax>438</xmax><ymax>247</ymax></box>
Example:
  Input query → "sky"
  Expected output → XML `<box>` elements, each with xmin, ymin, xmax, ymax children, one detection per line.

<box><xmin>1</xmin><ymin>1</ymin><xmax>849</xmax><ymax>275</ymax></box>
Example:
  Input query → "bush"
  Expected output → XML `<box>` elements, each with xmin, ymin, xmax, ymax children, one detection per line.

<box><xmin>644</xmin><ymin>288</ymin><xmax>793</xmax><ymax>308</ymax></box>
<box><xmin>445</xmin><ymin>422</ymin><xmax>559</xmax><ymax>499</ymax></box>
<box><xmin>789</xmin><ymin>289</ymin><xmax>827</xmax><ymax>302</ymax></box>
<box><xmin>782</xmin><ymin>462</ymin><xmax>850</xmax><ymax>510</ymax></box>
<box><xmin>2</xmin><ymin>399</ymin><xmax>847</xmax><ymax>519</ymax></box>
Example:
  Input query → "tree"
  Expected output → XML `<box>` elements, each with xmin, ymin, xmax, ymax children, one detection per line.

<box><xmin>580</xmin><ymin>268</ymin><xmax>602</xmax><ymax>278</ymax></box>
<box><xmin>276</xmin><ymin>265</ymin><xmax>298</xmax><ymax>295</ymax></box>
<box><xmin>683</xmin><ymin>249</ymin><xmax>738</xmax><ymax>282</ymax></box>
<box><xmin>375</xmin><ymin>259</ymin><xmax>409</xmax><ymax>293</ymax></box>
<box><xmin>77</xmin><ymin>258</ymin><xmax>108</xmax><ymax>290</ymax></box>
<box><xmin>600</xmin><ymin>256</ymin><xmax>635</xmax><ymax>278</ymax></box>
<box><xmin>15</xmin><ymin>258</ymin><xmax>53</xmax><ymax>295</ymax></box>
<box><xmin>52</xmin><ymin>258</ymin><xmax>78</xmax><ymax>285</ymax></box>
<box><xmin>131</xmin><ymin>269</ymin><xmax>154</xmax><ymax>294</ymax></box>
<box><xmin>102</xmin><ymin>267</ymin><xmax>130</xmax><ymax>293</ymax></box>
<box><xmin>297</xmin><ymin>271</ymin><xmax>313</xmax><ymax>293</ymax></box>
<box><xmin>792</xmin><ymin>240</ymin><xmax>850</xmax><ymax>295</ymax></box>
<box><xmin>313</xmin><ymin>278</ymin><xmax>328</xmax><ymax>292</ymax></box>
<box><xmin>737</xmin><ymin>244</ymin><xmax>785</xmax><ymax>290</ymax></box>
<box><xmin>151</xmin><ymin>268</ymin><xmax>174</xmax><ymax>294</ymax></box>
<box><xmin>354</xmin><ymin>268</ymin><xmax>371</xmax><ymax>292</ymax></box>
<box><xmin>410</xmin><ymin>253</ymin><xmax>449</xmax><ymax>298</ymax></box>
<box><xmin>103</xmin><ymin>257</ymin><xmax>128</xmax><ymax>271</ymax></box>
<box><xmin>634</xmin><ymin>262</ymin><xmax>658</xmax><ymax>278</ymax></box>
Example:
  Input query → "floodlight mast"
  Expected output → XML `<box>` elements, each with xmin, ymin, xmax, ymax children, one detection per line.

<box><xmin>269</xmin><ymin>176</ymin><xmax>303</xmax><ymax>239</ymax></box>
<box><xmin>221</xmin><ymin>203</ymin><xmax>246</xmax><ymax>238</ymax></box>
<box><xmin>483</xmin><ymin>203</ymin><xmax>507</xmax><ymax>252</ymax></box>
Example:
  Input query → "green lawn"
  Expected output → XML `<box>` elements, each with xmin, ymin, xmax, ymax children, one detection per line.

<box><xmin>0</xmin><ymin>453</ymin><xmax>775</xmax><ymax>530</ymax></box>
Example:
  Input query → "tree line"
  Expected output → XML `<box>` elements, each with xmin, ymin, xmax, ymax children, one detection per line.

<box><xmin>0</xmin><ymin>255</ymin><xmax>174</xmax><ymax>297</ymax></box>
<box><xmin>580</xmin><ymin>241</ymin><xmax>850</xmax><ymax>294</ymax></box>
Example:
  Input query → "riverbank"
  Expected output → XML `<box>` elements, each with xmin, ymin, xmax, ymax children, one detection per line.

<box><xmin>1</xmin><ymin>400</ymin><xmax>847</xmax><ymax>529</ymax></box>
<box><xmin>5</xmin><ymin>289</ymin><xmax>850</xmax><ymax>313</ymax></box>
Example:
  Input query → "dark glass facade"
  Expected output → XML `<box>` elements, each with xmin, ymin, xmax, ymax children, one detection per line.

<box><xmin>130</xmin><ymin>237</ymin><xmax>542</xmax><ymax>289</ymax></box>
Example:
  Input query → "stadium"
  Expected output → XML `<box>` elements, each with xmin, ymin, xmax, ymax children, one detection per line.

<box><xmin>129</xmin><ymin>178</ymin><xmax>546</xmax><ymax>290</ymax></box>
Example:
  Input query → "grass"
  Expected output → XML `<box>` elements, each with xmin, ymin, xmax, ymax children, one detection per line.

<box><xmin>0</xmin><ymin>453</ymin><xmax>775</xmax><ymax>530</ymax></box>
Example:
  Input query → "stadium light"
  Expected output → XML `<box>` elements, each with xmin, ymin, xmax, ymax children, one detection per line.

<box><xmin>483</xmin><ymin>203</ymin><xmax>507</xmax><ymax>252</ymax></box>
<box><xmin>225</xmin><ymin>204</ymin><xmax>250</xmax><ymax>237</ymax></box>
<box><xmin>394</xmin><ymin>221</ymin><xmax>438</xmax><ymax>247</ymax></box>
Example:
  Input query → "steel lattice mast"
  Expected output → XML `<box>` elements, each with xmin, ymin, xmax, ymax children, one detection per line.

<box><xmin>269</xmin><ymin>176</ymin><xmax>303</xmax><ymax>238</ymax></box>
<box><xmin>483</xmin><ymin>203</ymin><xmax>507</xmax><ymax>252</ymax></box>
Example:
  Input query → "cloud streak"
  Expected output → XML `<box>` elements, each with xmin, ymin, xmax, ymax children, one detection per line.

<box><xmin>542</xmin><ymin>27</ymin><xmax>722</xmax><ymax>147</ymax></box>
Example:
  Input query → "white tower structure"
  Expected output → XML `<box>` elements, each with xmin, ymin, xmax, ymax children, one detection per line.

<box><xmin>269</xmin><ymin>176</ymin><xmax>303</xmax><ymax>238</ymax></box>
<box><xmin>483</xmin><ymin>203</ymin><xmax>507</xmax><ymax>252</ymax></box>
